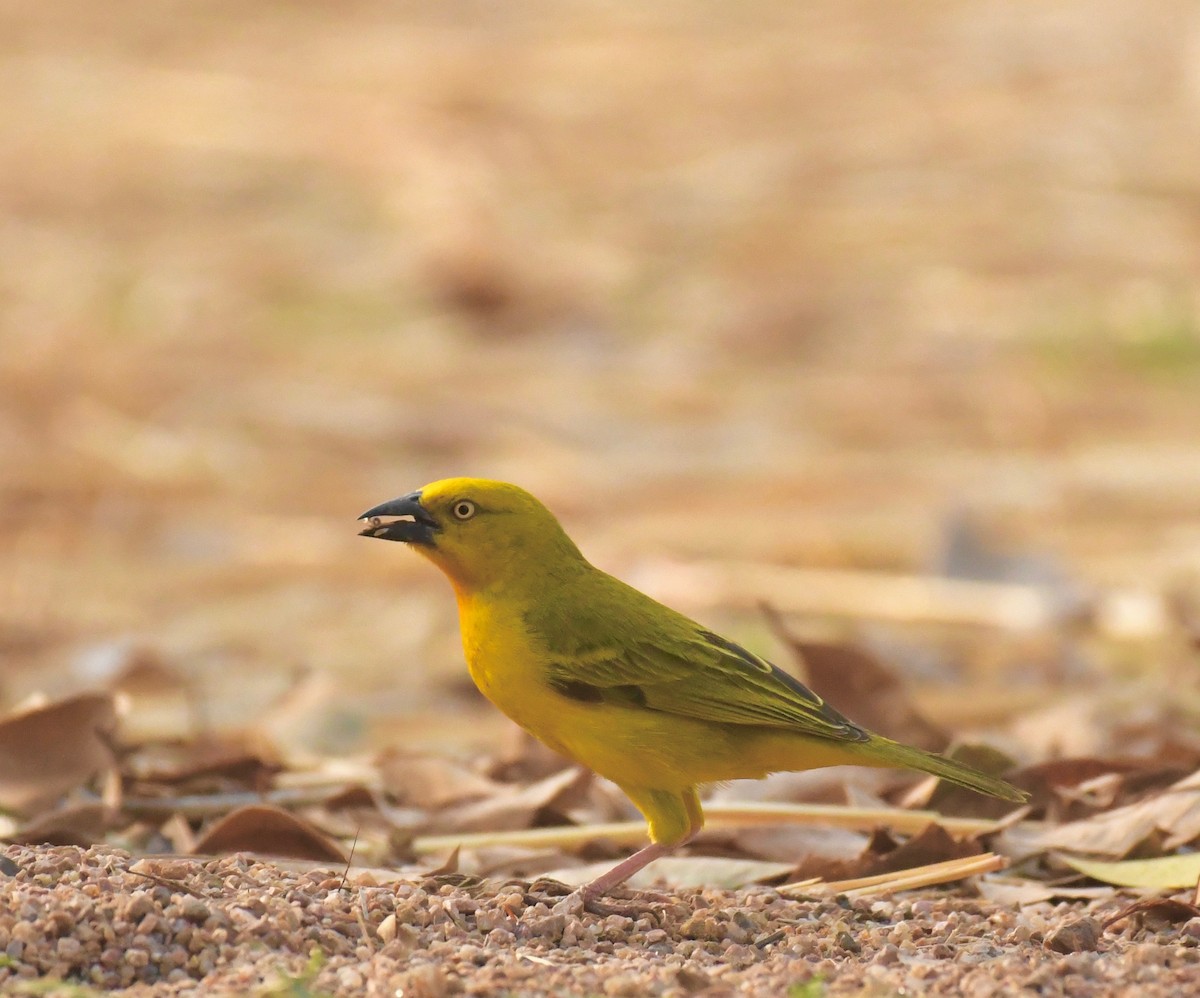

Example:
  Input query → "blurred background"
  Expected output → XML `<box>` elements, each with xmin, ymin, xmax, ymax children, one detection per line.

<box><xmin>3</xmin><ymin>1</ymin><xmax>1200</xmax><ymax>761</ymax></box>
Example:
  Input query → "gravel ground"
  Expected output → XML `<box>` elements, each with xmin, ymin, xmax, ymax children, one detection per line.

<box><xmin>3</xmin><ymin>847</ymin><xmax>1199</xmax><ymax>996</ymax></box>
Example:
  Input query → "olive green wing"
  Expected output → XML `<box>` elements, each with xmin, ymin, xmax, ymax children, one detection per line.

<box><xmin>545</xmin><ymin>628</ymin><xmax>869</xmax><ymax>744</ymax></box>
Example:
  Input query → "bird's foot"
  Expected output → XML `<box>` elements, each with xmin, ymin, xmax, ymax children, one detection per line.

<box><xmin>550</xmin><ymin>886</ymin><xmax>672</xmax><ymax>918</ymax></box>
<box><xmin>521</xmin><ymin>876</ymin><xmax>573</xmax><ymax>902</ymax></box>
<box><xmin>520</xmin><ymin>877</ymin><xmax>628</xmax><ymax>915</ymax></box>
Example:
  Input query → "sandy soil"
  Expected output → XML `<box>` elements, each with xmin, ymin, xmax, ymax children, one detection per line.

<box><xmin>3</xmin><ymin>846</ymin><xmax>1198</xmax><ymax>997</ymax></box>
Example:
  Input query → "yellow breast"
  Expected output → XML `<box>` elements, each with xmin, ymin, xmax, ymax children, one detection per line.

<box><xmin>454</xmin><ymin>590</ymin><xmax>566</xmax><ymax>746</ymax></box>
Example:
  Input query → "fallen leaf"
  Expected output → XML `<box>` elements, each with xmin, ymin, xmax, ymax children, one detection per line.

<box><xmin>159</xmin><ymin>813</ymin><xmax>198</xmax><ymax>853</ymax></box>
<box><xmin>790</xmin><ymin>822</ymin><xmax>982</xmax><ymax>884</ymax></box>
<box><xmin>1019</xmin><ymin>768</ymin><xmax>1200</xmax><ymax>858</ymax></box>
<box><xmin>127</xmin><ymin>742</ymin><xmax>280</xmax><ymax>791</ymax></box>
<box><xmin>126</xmin><ymin>858</ymin><xmax>208</xmax><ymax>898</ymax></box>
<box><xmin>710</xmin><ymin>767</ymin><xmax>897</xmax><ymax>808</ymax></box>
<box><xmin>0</xmin><ymin>692</ymin><xmax>118</xmax><ymax>813</ymax></box>
<box><xmin>1011</xmin><ymin>684</ymin><xmax>1200</xmax><ymax>763</ymax></box>
<box><xmin>762</xmin><ymin>605</ymin><xmax>947</xmax><ymax>751</ymax></box>
<box><xmin>259</xmin><ymin>859</ymin><xmax>424</xmax><ymax>883</ymax></box>
<box><xmin>975</xmin><ymin>877</ymin><xmax>1115</xmax><ymax>906</ymax></box>
<box><xmin>999</xmin><ymin>756</ymin><xmax>1190</xmax><ymax>823</ymax></box>
<box><xmin>1013</xmin><ymin>756</ymin><xmax>1162</xmax><ymax>792</ymax></box>
<box><xmin>105</xmin><ymin>645</ymin><xmax>188</xmax><ymax>695</ymax></box>
<box><xmin>545</xmin><ymin>855</ymin><xmax>795</xmax><ymax>890</ymax></box>
<box><xmin>1103</xmin><ymin>896</ymin><xmax>1200</xmax><ymax>930</ymax></box>
<box><xmin>11</xmin><ymin>803</ymin><xmax>115</xmax><ymax>847</ymax></box>
<box><xmin>429</xmin><ymin>766</ymin><xmax>592</xmax><ymax>834</ymax></box>
<box><xmin>377</xmin><ymin>750</ymin><xmax>501</xmax><ymax>808</ymax></box>
<box><xmin>323</xmin><ymin>785</ymin><xmax>377</xmax><ymax>810</ymax></box>
<box><xmin>488</xmin><ymin>728</ymin><xmax>575</xmax><ymax>783</ymax></box>
<box><xmin>192</xmin><ymin>804</ymin><xmax>346</xmax><ymax>862</ymax></box>
<box><xmin>1058</xmin><ymin>853</ymin><xmax>1200</xmax><ymax>890</ymax></box>
<box><xmin>704</xmin><ymin>823</ymin><xmax>869</xmax><ymax>865</ymax></box>
<box><xmin>426</xmin><ymin>845</ymin><xmax>460</xmax><ymax>876</ymax></box>
<box><xmin>127</xmin><ymin>856</ymin><xmax>206</xmax><ymax>879</ymax></box>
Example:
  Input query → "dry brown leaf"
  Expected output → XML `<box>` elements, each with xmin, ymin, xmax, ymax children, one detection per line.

<box><xmin>315</xmin><ymin>784</ymin><xmax>426</xmax><ymax>851</ymax></box>
<box><xmin>991</xmin><ymin>756</ymin><xmax>1191</xmax><ymax>824</ymax></box>
<box><xmin>105</xmin><ymin>646</ymin><xmax>188</xmax><ymax>696</ymax></box>
<box><xmin>1019</xmin><ymin>768</ymin><xmax>1200</xmax><ymax>859</ymax></box>
<box><xmin>159</xmin><ymin>813</ymin><xmax>198</xmax><ymax>853</ymax></box>
<box><xmin>790</xmin><ymin>822</ymin><xmax>982</xmax><ymax>884</ymax></box>
<box><xmin>975</xmin><ymin>877</ymin><xmax>1115</xmax><ymax>906</ymax></box>
<box><xmin>251</xmin><ymin>860</ymin><xmax>426</xmax><ymax>884</ymax></box>
<box><xmin>429</xmin><ymin>766</ymin><xmax>593</xmax><ymax>834</ymax></box>
<box><xmin>1013</xmin><ymin>756</ymin><xmax>1161</xmax><ymax>792</ymax></box>
<box><xmin>709</xmin><ymin>767</ymin><xmax>896</xmax><ymax>808</ymax></box>
<box><xmin>703</xmin><ymin>824</ymin><xmax>869</xmax><ymax>865</ymax></box>
<box><xmin>11</xmin><ymin>803</ymin><xmax>115</xmax><ymax>847</ymax></box>
<box><xmin>762</xmin><ymin>605</ymin><xmax>947</xmax><ymax>751</ymax></box>
<box><xmin>487</xmin><ymin>727</ymin><xmax>576</xmax><ymax>783</ymax></box>
<box><xmin>192</xmin><ymin>804</ymin><xmax>347</xmax><ymax>862</ymax></box>
<box><xmin>126</xmin><ymin>742</ymin><xmax>281</xmax><ymax>791</ymax></box>
<box><xmin>1103</xmin><ymin>896</ymin><xmax>1200</xmax><ymax>931</ymax></box>
<box><xmin>1010</xmin><ymin>685</ymin><xmax>1200</xmax><ymax>763</ymax></box>
<box><xmin>545</xmin><ymin>855</ymin><xmax>795</xmax><ymax>891</ymax></box>
<box><xmin>0</xmin><ymin>692</ymin><xmax>118</xmax><ymax>813</ymax></box>
<box><xmin>425</xmin><ymin>845</ymin><xmax>461</xmax><ymax>876</ymax></box>
<box><xmin>324</xmin><ymin>785</ymin><xmax>377</xmax><ymax>810</ymax></box>
<box><xmin>377</xmin><ymin>749</ymin><xmax>501</xmax><ymax>809</ymax></box>
<box><xmin>463</xmin><ymin>845</ymin><xmax>587</xmax><ymax>881</ymax></box>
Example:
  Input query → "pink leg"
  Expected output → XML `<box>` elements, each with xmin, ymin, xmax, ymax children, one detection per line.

<box><xmin>578</xmin><ymin>841</ymin><xmax>677</xmax><ymax>901</ymax></box>
<box><xmin>553</xmin><ymin>786</ymin><xmax>705</xmax><ymax>914</ymax></box>
<box><xmin>577</xmin><ymin>791</ymin><xmax>704</xmax><ymax>904</ymax></box>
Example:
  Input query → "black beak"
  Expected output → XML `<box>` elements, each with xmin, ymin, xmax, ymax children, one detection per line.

<box><xmin>358</xmin><ymin>491</ymin><xmax>439</xmax><ymax>545</ymax></box>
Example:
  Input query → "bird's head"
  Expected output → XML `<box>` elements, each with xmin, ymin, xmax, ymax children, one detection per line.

<box><xmin>358</xmin><ymin>477</ymin><xmax>585</xmax><ymax>594</ymax></box>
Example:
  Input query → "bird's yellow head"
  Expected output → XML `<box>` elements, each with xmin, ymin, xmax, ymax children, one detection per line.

<box><xmin>358</xmin><ymin>477</ymin><xmax>585</xmax><ymax>594</ymax></box>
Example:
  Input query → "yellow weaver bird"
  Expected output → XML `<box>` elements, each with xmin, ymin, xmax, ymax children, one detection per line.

<box><xmin>360</xmin><ymin>478</ymin><xmax>1025</xmax><ymax>903</ymax></box>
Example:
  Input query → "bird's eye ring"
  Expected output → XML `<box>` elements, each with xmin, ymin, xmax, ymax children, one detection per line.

<box><xmin>451</xmin><ymin>500</ymin><xmax>477</xmax><ymax>521</ymax></box>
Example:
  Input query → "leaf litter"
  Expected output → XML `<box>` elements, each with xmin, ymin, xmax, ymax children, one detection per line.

<box><xmin>4</xmin><ymin>588</ymin><xmax>1200</xmax><ymax>993</ymax></box>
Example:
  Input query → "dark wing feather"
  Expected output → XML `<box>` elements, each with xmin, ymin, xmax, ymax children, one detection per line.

<box><xmin>546</xmin><ymin>629</ymin><xmax>868</xmax><ymax>744</ymax></box>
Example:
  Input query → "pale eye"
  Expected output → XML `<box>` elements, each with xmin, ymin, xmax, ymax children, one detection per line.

<box><xmin>451</xmin><ymin>500</ymin><xmax>477</xmax><ymax>521</ymax></box>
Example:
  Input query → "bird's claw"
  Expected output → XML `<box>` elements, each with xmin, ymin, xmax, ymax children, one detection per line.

<box><xmin>522</xmin><ymin>876</ymin><xmax>573</xmax><ymax>901</ymax></box>
<box><xmin>550</xmin><ymin>887</ymin><xmax>672</xmax><ymax>918</ymax></box>
<box><xmin>550</xmin><ymin>889</ymin><xmax>626</xmax><ymax>917</ymax></box>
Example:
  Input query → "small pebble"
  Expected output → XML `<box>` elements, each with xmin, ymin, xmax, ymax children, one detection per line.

<box><xmin>377</xmin><ymin>913</ymin><xmax>397</xmax><ymax>943</ymax></box>
<box><xmin>1045</xmin><ymin>917</ymin><xmax>1102</xmax><ymax>954</ymax></box>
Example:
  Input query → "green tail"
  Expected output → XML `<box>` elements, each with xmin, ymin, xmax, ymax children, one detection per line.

<box><xmin>853</xmin><ymin>738</ymin><xmax>1028</xmax><ymax>803</ymax></box>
